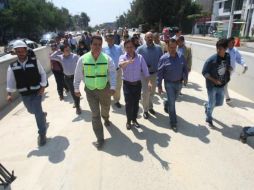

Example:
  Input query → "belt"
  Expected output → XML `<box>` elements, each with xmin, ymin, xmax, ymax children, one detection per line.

<box><xmin>64</xmin><ymin>74</ymin><xmax>74</xmax><ymax>78</ymax></box>
<box><xmin>149</xmin><ymin>71</ymin><xmax>157</xmax><ymax>75</ymax></box>
<box><xmin>123</xmin><ymin>80</ymin><xmax>141</xmax><ymax>86</ymax></box>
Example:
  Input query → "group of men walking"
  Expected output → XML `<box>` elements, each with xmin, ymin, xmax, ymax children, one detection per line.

<box><xmin>6</xmin><ymin>29</ymin><xmax>251</xmax><ymax>149</ymax></box>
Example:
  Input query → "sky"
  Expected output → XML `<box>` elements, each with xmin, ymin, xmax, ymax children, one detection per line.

<box><xmin>51</xmin><ymin>0</ymin><xmax>133</xmax><ymax>26</ymax></box>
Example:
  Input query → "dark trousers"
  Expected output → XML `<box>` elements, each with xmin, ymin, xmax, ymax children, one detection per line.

<box><xmin>53</xmin><ymin>70</ymin><xmax>68</xmax><ymax>97</ymax></box>
<box><xmin>123</xmin><ymin>80</ymin><xmax>141</xmax><ymax>122</ymax></box>
<box><xmin>64</xmin><ymin>75</ymin><xmax>80</xmax><ymax>108</ymax></box>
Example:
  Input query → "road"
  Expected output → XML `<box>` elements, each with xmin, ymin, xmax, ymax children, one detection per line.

<box><xmin>185</xmin><ymin>38</ymin><xmax>254</xmax><ymax>101</ymax></box>
<box><xmin>0</xmin><ymin>34</ymin><xmax>254</xmax><ymax>190</ymax></box>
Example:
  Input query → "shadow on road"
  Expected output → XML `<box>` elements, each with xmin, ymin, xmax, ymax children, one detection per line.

<box><xmin>27</xmin><ymin>136</ymin><xmax>69</xmax><ymax>164</ymax></box>
<box><xmin>149</xmin><ymin>112</ymin><xmax>210</xmax><ymax>144</ymax></box>
<box><xmin>227</xmin><ymin>98</ymin><xmax>254</xmax><ymax>110</ymax></box>
<box><xmin>132</xmin><ymin>125</ymin><xmax>171</xmax><ymax>170</ymax></box>
<box><xmin>179</xmin><ymin>94</ymin><xmax>206</xmax><ymax>106</ymax></box>
<box><xmin>212</xmin><ymin>120</ymin><xmax>254</xmax><ymax>149</ymax></box>
<box><xmin>185</xmin><ymin>81</ymin><xmax>203</xmax><ymax>92</ymax></box>
<box><xmin>177</xmin><ymin>116</ymin><xmax>210</xmax><ymax>144</ymax></box>
<box><xmin>103</xmin><ymin>124</ymin><xmax>144</xmax><ymax>162</ymax></box>
<box><xmin>72</xmin><ymin>109</ymin><xmax>92</xmax><ymax>122</ymax></box>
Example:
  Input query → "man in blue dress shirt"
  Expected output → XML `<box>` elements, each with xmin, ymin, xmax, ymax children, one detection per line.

<box><xmin>103</xmin><ymin>32</ymin><xmax>123</xmax><ymax>108</ymax></box>
<box><xmin>157</xmin><ymin>38</ymin><xmax>188</xmax><ymax>132</ymax></box>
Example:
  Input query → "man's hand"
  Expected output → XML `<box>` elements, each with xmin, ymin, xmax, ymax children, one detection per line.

<box><xmin>107</xmin><ymin>89</ymin><xmax>115</xmax><ymax>96</ymax></box>
<box><xmin>75</xmin><ymin>92</ymin><xmax>81</xmax><ymax>97</ymax></box>
<box><xmin>128</xmin><ymin>58</ymin><xmax>134</xmax><ymax>64</ymax></box>
<box><xmin>158</xmin><ymin>87</ymin><xmax>163</xmax><ymax>94</ymax></box>
<box><xmin>243</xmin><ymin>66</ymin><xmax>248</xmax><ymax>74</ymax></box>
<box><xmin>38</xmin><ymin>86</ymin><xmax>45</xmax><ymax>96</ymax></box>
<box><xmin>213</xmin><ymin>79</ymin><xmax>222</xmax><ymax>85</ymax></box>
<box><xmin>7</xmin><ymin>94</ymin><xmax>13</xmax><ymax>103</ymax></box>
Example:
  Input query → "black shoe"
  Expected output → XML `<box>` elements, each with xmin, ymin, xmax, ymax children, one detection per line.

<box><xmin>149</xmin><ymin>109</ymin><xmax>156</xmax><ymax>115</ymax></box>
<box><xmin>171</xmin><ymin>124</ymin><xmax>178</xmax><ymax>132</ymax></box>
<box><xmin>126</xmin><ymin>122</ymin><xmax>132</xmax><ymax>130</ymax></box>
<box><xmin>203</xmin><ymin>103</ymin><xmax>207</xmax><ymax>114</ymax></box>
<box><xmin>104</xmin><ymin>120</ymin><xmax>111</xmax><ymax>127</ymax></box>
<box><xmin>226</xmin><ymin>98</ymin><xmax>232</xmax><ymax>104</ymax></box>
<box><xmin>37</xmin><ymin>134</ymin><xmax>47</xmax><ymax>146</ymax></box>
<box><xmin>92</xmin><ymin>139</ymin><xmax>104</xmax><ymax>150</ymax></box>
<box><xmin>240</xmin><ymin>132</ymin><xmax>247</xmax><ymax>144</ymax></box>
<box><xmin>76</xmin><ymin>107</ymin><xmax>81</xmax><ymax>115</ymax></box>
<box><xmin>132</xmin><ymin>120</ymin><xmax>140</xmax><ymax>128</ymax></box>
<box><xmin>143</xmin><ymin>112</ymin><xmax>149</xmax><ymax>119</ymax></box>
<box><xmin>59</xmin><ymin>95</ymin><xmax>64</xmax><ymax>101</ymax></box>
<box><xmin>114</xmin><ymin>102</ymin><xmax>121</xmax><ymax>108</ymax></box>
<box><xmin>206</xmin><ymin>120</ymin><xmax>214</xmax><ymax>128</ymax></box>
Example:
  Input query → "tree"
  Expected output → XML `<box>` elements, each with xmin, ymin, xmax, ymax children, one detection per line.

<box><xmin>116</xmin><ymin>0</ymin><xmax>202</xmax><ymax>33</ymax></box>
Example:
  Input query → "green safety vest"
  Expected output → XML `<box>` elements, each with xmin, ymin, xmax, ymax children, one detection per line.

<box><xmin>83</xmin><ymin>52</ymin><xmax>108</xmax><ymax>90</ymax></box>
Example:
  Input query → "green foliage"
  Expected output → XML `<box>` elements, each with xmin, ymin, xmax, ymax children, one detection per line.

<box><xmin>116</xmin><ymin>0</ymin><xmax>202</xmax><ymax>33</ymax></box>
<box><xmin>0</xmin><ymin>0</ymin><xmax>90</xmax><ymax>43</ymax></box>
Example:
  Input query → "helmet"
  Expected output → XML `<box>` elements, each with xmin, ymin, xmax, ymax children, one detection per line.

<box><xmin>13</xmin><ymin>40</ymin><xmax>27</xmax><ymax>49</ymax></box>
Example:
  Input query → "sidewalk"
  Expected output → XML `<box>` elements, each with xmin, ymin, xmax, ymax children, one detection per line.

<box><xmin>185</xmin><ymin>34</ymin><xmax>254</xmax><ymax>49</ymax></box>
<box><xmin>0</xmin><ymin>71</ymin><xmax>254</xmax><ymax>190</ymax></box>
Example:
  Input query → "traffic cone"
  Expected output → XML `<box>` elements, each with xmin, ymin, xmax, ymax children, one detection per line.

<box><xmin>235</xmin><ymin>37</ymin><xmax>240</xmax><ymax>47</ymax></box>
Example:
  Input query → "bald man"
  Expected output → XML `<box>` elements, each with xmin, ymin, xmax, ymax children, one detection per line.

<box><xmin>137</xmin><ymin>32</ymin><xmax>163</xmax><ymax>119</ymax></box>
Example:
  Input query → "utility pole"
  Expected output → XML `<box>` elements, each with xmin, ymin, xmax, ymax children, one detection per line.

<box><xmin>227</xmin><ymin>0</ymin><xmax>236</xmax><ymax>38</ymax></box>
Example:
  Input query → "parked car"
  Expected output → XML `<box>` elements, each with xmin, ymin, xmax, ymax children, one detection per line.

<box><xmin>4</xmin><ymin>38</ymin><xmax>39</xmax><ymax>54</ymax></box>
<box><xmin>39</xmin><ymin>32</ymin><xmax>57</xmax><ymax>46</ymax></box>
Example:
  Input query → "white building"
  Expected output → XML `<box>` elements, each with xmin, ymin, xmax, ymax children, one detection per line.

<box><xmin>212</xmin><ymin>0</ymin><xmax>254</xmax><ymax>37</ymax></box>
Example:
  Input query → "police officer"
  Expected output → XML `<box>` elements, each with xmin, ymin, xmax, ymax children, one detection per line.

<box><xmin>6</xmin><ymin>40</ymin><xmax>48</xmax><ymax>146</ymax></box>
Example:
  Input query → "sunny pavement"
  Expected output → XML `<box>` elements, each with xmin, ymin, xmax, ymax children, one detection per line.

<box><xmin>0</xmin><ymin>70</ymin><xmax>254</xmax><ymax>190</ymax></box>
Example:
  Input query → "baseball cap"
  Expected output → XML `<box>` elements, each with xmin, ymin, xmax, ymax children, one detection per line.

<box><xmin>13</xmin><ymin>40</ymin><xmax>27</xmax><ymax>49</ymax></box>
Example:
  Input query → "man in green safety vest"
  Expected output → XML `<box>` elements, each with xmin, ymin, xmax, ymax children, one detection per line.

<box><xmin>74</xmin><ymin>35</ymin><xmax>116</xmax><ymax>150</ymax></box>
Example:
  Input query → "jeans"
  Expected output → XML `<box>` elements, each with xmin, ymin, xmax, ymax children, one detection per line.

<box><xmin>21</xmin><ymin>94</ymin><xmax>46</xmax><ymax>135</ymax></box>
<box><xmin>165</xmin><ymin>81</ymin><xmax>182</xmax><ymax>126</ymax></box>
<box><xmin>123</xmin><ymin>80</ymin><xmax>142</xmax><ymax>122</ymax></box>
<box><xmin>205</xmin><ymin>87</ymin><xmax>224</xmax><ymax>122</ymax></box>
<box><xmin>64</xmin><ymin>75</ymin><xmax>80</xmax><ymax>108</ymax></box>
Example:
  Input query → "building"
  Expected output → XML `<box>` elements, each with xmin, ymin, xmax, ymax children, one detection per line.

<box><xmin>192</xmin><ymin>0</ymin><xmax>214</xmax><ymax>14</ymax></box>
<box><xmin>192</xmin><ymin>0</ymin><xmax>214</xmax><ymax>35</ymax></box>
<box><xmin>212</xmin><ymin>0</ymin><xmax>254</xmax><ymax>37</ymax></box>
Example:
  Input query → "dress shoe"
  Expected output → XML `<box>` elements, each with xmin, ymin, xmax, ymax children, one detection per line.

<box><xmin>114</xmin><ymin>102</ymin><xmax>121</xmax><ymax>108</ymax></box>
<box><xmin>92</xmin><ymin>139</ymin><xmax>104</xmax><ymax>150</ymax></box>
<box><xmin>171</xmin><ymin>124</ymin><xmax>178</xmax><ymax>132</ymax></box>
<box><xmin>104</xmin><ymin>120</ymin><xmax>111</xmax><ymax>127</ymax></box>
<box><xmin>226</xmin><ymin>98</ymin><xmax>232</xmax><ymax>104</ymax></box>
<box><xmin>132</xmin><ymin>120</ymin><xmax>140</xmax><ymax>128</ymax></box>
<box><xmin>59</xmin><ymin>95</ymin><xmax>64</xmax><ymax>101</ymax></box>
<box><xmin>126</xmin><ymin>122</ymin><xmax>132</xmax><ymax>130</ymax></box>
<box><xmin>206</xmin><ymin>120</ymin><xmax>214</xmax><ymax>128</ymax></box>
<box><xmin>149</xmin><ymin>108</ymin><xmax>156</xmax><ymax>115</ymax></box>
<box><xmin>143</xmin><ymin>112</ymin><xmax>149</xmax><ymax>119</ymax></box>
<box><xmin>76</xmin><ymin>107</ymin><xmax>81</xmax><ymax>115</ymax></box>
<box><xmin>37</xmin><ymin>134</ymin><xmax>47</xmax><ymax>146</ymax></box>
